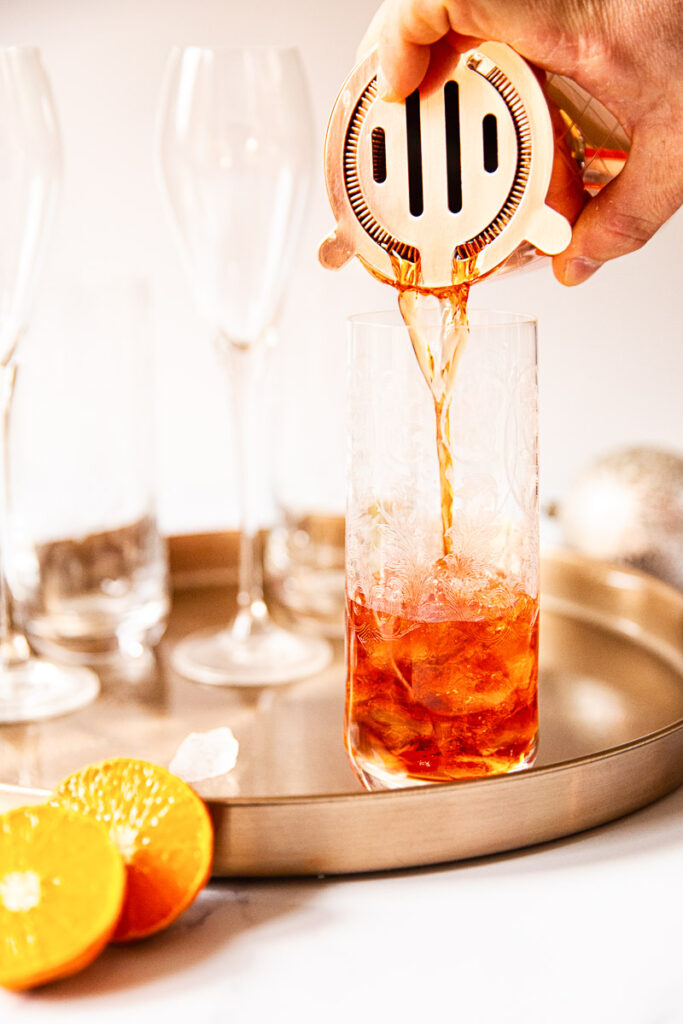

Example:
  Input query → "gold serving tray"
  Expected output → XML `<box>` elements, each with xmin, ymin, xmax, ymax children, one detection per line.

<box><xmin>1</xmin><ymin>533</ymin><xmax>682</xmax><ymax>876</ymax></box>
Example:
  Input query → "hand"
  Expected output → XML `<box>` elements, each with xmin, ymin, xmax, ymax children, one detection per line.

<box><xmin>359</xmin><ymin>0</ymin><xmax>683</xmax><ymax>285</ymax></box>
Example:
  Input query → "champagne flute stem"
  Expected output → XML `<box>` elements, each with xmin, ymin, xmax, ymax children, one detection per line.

<box><xmin>0</xmin><ymin>361</ymin><xmax>27</xmax><ymax>669</ymax></box>
<box><xmin>218</xmin><ymin>335</ymin><xmax>269</xmax><ymax>634</ymax></box>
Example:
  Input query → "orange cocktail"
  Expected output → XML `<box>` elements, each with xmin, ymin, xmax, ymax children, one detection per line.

<box><xmin>345</xmin><ymin>560</ymin><xmax>538</xmax><ymax>786</ymax></box>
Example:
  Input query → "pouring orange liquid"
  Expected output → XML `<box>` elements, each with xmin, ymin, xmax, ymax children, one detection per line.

<box><xmin>345</xmin><ymin>261</ymin><xmax>538</xmax><ymax>785</ymax></box>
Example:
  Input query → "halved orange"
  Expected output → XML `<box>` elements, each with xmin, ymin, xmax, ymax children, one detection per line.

<box><xmin>52</xmin><ymin>758</ymin><xmax>214</xmax><ymax>942</ymax></box>
<box><xmin>0</xmin><ymin>804</ymin><xmax>125</xmax><ymax>991</ymax></box>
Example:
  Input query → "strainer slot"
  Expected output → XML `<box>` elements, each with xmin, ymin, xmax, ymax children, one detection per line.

<box><xmin>405</xmin><ymin>90</ymin><xmax>424</xmax><ymax>217</ymax></box>
<box><xmin>444</xmin><ymin>80</ymin><xmax>462</xmax><ymax>213</ymax></box>
<box><xmin>483</xmin><ymin>114</ymin><xmax>498</xmax><ymax>173</ymax></box>
<box><xmin>371</xmin><ymin>127</ymin><xmax>387</xmax><ymax>183</ymax></box>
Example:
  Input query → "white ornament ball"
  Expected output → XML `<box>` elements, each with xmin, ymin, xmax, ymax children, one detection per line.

<box><xmin>560</xmin><ymin>447</ymin><xmax>683</xmax><ymax>590</ymax></box>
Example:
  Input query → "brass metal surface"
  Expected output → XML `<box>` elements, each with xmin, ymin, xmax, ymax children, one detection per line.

<box><xmin>1</xmin><ymin>535</ymin><xmax>681</xmax><ymax>875</ymax></box>
<box><xmin>319</xmin><ymin>43</ymin><xmax>571</xmax><ymax>287</ymax></box>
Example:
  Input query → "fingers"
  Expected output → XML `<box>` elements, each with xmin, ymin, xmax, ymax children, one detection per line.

<box><xmin>553</xmin><ymin>129</ymin><xmax>683</xmax><ymax>285</ymax></box>
<box><xmin>377</xmin><ymin>0</ymin><xmax>454</xmax><ymax>98</ymax></box>
<box><xmin>418</xmin><ymin>33</ymin><xmax>481</xmax><ymax>97</ymax></box>
<box><xmin>544</xmin><ymin>98</ymin><xmax>589</xmax><ymax>227</ymax></box>
<box><xmin>357</xmin><ymin>0</ymin><xmax>430</xmax><ymax>99</ymax></box>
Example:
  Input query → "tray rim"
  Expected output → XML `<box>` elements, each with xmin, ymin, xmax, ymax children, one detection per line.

<box><xmin>6</xmin><ymin>719</ymin><xmax>677</xmax><ymax>809</ymax></box>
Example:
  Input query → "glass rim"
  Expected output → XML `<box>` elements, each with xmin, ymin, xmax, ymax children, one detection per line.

<box><xmin>348</xmin><ymin>309</ymin><xmax>538</xmax><ymax>329</ymax></box>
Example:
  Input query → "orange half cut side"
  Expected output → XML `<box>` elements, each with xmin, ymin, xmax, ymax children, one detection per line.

<box><xmin>0</xmin><ymin>804</ymin><xmax>125</xmax><ymax>991</ymax></box>
<box><xmin>52</xmin><ymin>758</ymin><xmax>214</xmax><ymax>942</ymax></box>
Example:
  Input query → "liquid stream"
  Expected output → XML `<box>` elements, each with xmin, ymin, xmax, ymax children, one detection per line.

<box><xmin>366</xmin><ymin>252</ymin><xmax>477</xmax><ymax>554</ymax></box>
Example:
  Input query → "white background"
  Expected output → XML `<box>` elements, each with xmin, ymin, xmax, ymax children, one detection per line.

<box><xmin>1</xmin><ymin>0</ymin><xmax>681</xmax><ymax>536</ymax></box>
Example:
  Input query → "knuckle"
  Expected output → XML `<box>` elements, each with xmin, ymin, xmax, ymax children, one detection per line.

<box><xmin>604</xmin><ymin>207</ymin><xmax>659</xmax><ymax>249</ymax></box>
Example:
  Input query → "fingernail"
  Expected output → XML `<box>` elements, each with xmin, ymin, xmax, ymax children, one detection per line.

<box><xmin>376</xmin><ymin>67</ymin><xmax>400</xmax><ymax>102</ymax></box>
<box><xmin>562</xmin><ymin>257</ymin><xmax>602</xmax><ymax>287</ymax></box>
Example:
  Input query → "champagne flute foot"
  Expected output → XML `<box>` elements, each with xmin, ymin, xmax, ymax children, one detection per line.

<box><xmin>0</xmin><ymin>660</ymin><xmax>99</xmax><ymax>723</ymax></box>
<box><xmin>170</xmin><ymin>621</ymin><xmax>331</xmax><ymax>687</ymax></box>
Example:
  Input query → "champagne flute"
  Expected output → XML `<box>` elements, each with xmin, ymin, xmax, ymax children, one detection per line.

<box><xmin>0</xmin><ymin>46</ymin><xmax>98</xmax><ymax>721</ymax></box>
<box><xmin>156</xmin><ymin>46</ymin><xmax>331</xmax><ymax>684</ymax></box>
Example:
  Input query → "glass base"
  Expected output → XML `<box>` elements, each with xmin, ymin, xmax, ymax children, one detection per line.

<box><xmin>0</xmin><ymin>658</ymin><xmax>99</xmax><ymax>724</ymax></box>
<box><xmin>353</xmin><ymin>740</ymin><xmax>538</xmax><ymax>791</ymax></box>
<box><xmin>171</xmin><ymin>614</ymin><xmax>332</xmax><ymax>687</ymax></box>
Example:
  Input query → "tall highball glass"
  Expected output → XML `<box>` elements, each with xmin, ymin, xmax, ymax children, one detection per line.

<box><xmin>156</xmin><ymin>46</ymin><xmax>331</xmax><ymax>685</ymax></box>
<box><xmin>346</xmin><ymin>310</ymin><xmax>539</xmax><ymax>789</ymax></box>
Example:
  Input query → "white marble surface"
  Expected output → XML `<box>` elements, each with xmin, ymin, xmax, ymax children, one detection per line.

<box><xmin>3</xmin><ymin>783</ymin><xmax>682</xmax><ymax>1023</ymax></box>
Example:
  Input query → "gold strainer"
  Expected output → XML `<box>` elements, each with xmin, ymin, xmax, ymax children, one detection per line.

<box><xmin>319</xmin><ymin>42</ymin><xmax>628</xmax><ymax>288</ymax></box>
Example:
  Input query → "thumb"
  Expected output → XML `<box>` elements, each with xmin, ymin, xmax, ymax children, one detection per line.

<box><xmin>553</xmin><ymin>129</ymin><xmax>683</xmax><ymax>286</ymax></box>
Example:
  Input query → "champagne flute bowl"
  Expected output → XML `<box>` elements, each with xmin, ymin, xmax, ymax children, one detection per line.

<box><xmin>156</xmin><ymin>46</ymin><xmax>331</xmax><ymax>685</ymax></box>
